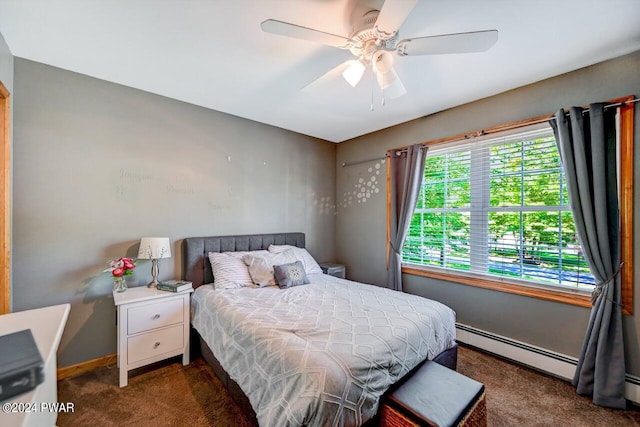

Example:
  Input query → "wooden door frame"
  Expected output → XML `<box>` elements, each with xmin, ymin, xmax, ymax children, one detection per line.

<box><xmin>0</xmin><ymin>81</ymin><xmax>10</xmax><ymax>314</ymax></box>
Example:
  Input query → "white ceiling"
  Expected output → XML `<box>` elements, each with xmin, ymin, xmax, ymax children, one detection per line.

<box><xmin>1</xmin><ymin>0</ymin><xmax>639</xmax><ymax>142</ymax></box>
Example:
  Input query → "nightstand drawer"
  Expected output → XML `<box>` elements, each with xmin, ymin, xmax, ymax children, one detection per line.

<box><xmin>127</xmin><ymin>324</ymin><xmax>183</xmax><ymax>364</ymax></box>
<box><xmin>127</xmin><ymin>298</ymin><xmax>183</xmax><ymax>335</ymax></box>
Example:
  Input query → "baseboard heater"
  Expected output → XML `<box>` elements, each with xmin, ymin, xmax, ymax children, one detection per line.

<box><xmin>455</xmin><ymin>323</ymin><xmax>640</xmax><ymax>405</ymax></box>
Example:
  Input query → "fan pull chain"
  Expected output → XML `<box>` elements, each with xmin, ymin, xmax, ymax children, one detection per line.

<box><xmin>381</xmin><ymin>93</ymin><xmax>386</xmax><ymax>106</ymax></box>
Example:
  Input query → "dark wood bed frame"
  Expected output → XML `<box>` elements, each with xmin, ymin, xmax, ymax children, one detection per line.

<box><xmin>183</xmin><ymin>232</ymin><xmax>457</xmax><ymax>426</ymax></box>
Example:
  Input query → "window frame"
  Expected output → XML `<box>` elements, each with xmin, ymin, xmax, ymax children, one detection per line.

<box><xmin>388</xmin><ymin>96</ymin><xmax>634</xmax><ymax>314</ymax></box>
<box><xmin>0</xmin><ymin>81</ymin><xmax>9</xmax><ymax>315</ymax></box>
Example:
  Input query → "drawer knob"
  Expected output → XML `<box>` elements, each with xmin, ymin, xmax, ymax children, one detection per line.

<box><xmin>152</xmin><ymin>314</ymin><xmax>161</xmax><ymax>320</ymax></box>
<box><xmin>153</xmin><ymin>342</ymin><xmax>160</xmax><ymax>349</ymax></box>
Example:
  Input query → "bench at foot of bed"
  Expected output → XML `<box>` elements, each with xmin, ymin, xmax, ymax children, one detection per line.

<box><xmin>379</xmin><ymin>360</ymin><xmax>487</xmax><ymax>427</ymax></box>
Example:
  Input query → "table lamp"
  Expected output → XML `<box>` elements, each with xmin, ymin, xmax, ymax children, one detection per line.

<box><xmin>138</xmin><ymin>237</ymin><xmax>171</xmax><ymax>288</ymax></box>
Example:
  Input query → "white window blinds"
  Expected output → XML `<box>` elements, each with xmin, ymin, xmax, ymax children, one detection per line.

<box><xmin>402</xmin><ymin>124</ymin><xmax>595</xmax><ymax>290</ymax></box>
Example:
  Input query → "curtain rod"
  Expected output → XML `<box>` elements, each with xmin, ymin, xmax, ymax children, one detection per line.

<box><xmin>341</xmin><ymin>156</ymin><xmax>387</xmax><ymax>167</ymax></box>
<box><xmin>341</xmin><ymin>97</ymin><xmax>638</xmax><ymax>168</ymax></box>
<box><xmin>566</xmin><ymin>97</ymin><xmax>640</xmax><ymax>117</ymax></box>
<box><xmin>602</xmin><ymin>97</ymin><xmax>639</xmax><ymax>110</ymax></box>
<box><xmin>341</xmin><ymin>146</ymin><xmax>430</xmax><ymax>167</ymax></box>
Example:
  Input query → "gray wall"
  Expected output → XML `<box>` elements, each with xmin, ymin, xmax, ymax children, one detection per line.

<box><xmin>12</xmin><ymin>59</ymin><xmax>337</xmax><ymax>367</ymax></box>
<box><xmin>336</xmin><ymin>50</ymin><xmax>640</xmax><ymax>375</ymax></box>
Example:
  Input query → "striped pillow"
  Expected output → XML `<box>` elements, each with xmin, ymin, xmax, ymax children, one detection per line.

<box><xmin>208</xmin><ymin>250</ymin><xmax>268</xmax><ymax>290</ymax></box>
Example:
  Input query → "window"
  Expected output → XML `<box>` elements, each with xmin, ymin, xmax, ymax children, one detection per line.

<box><xmin>403</xmin><ymin>124</ymin><xmax>597</xmax><ymax>292</ymax></box>
<box><xmin>397</xmin><ymin>98</ymin><xmax>634</xmax><ymax>312</ymax></box>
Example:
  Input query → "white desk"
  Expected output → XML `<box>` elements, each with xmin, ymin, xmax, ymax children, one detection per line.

<box><xmin>0</xmin><ymin>304</ymin><xmax>70</xmax><ymax>427</ymax></box>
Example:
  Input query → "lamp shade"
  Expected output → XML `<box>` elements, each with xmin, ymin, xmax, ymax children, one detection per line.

<box><xmin>138</xmin><ymin>237</ymin><xmax>171</xmax><ymax>259</ymax></box>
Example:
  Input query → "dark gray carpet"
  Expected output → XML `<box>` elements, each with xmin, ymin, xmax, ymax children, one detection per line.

<box><xmin>57</xmin><ymin>345</ymin><xmax>640</xmax><ymax>426</ymax></box>
<box><xmin>457</xmin><ymin>345</ymin><xmax>640</xmax><ymax>426</ymax></box>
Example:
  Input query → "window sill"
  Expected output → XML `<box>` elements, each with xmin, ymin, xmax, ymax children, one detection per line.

<box><xmin>401</xmin><ymin>264</ymin><xmax>592</xmax><ymax>309</ymax></box>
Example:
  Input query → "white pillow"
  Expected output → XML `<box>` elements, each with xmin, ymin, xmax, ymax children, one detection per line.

<box><xmin>242</xmin><ymin>250</ymin><xmax>297</xmax><ymax>287</ymax></box>
<box><xmin>208</xmin><ymin>250</ymin><xmax>268</xmax><ymax>290</ymax></box>
<box><xmin>268</xmin><ymin>245</ymin><xmax>323</xmax><ymax>274</ymax></box>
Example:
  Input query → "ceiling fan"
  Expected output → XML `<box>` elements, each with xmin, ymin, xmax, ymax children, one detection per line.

<box><xmin>261</xmin><ymin>0</ymin><xmax>498</xmax><ymax>101</ymax></box>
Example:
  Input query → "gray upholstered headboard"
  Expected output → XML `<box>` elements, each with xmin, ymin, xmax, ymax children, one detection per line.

<box><xmin>182</xmin><ymin>232</ymin><xmax>306</xmax><ymax>288</ymax></box>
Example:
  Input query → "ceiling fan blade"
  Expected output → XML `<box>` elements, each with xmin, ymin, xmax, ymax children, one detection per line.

<box><xmin>374</xmin><ymin>0</ymin><xmax>418</xmax><ymax>39</ymax></box>
<box><xmin>261</xmin><ymin>19</ymin><xmax>356</xmax><ymax>49</ymax></box>
<box><xmin>397</xmin><ymin>30</ymin><xmax>498</xmax><ymax>56</ymax></box>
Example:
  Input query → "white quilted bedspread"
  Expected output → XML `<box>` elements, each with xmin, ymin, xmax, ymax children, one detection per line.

<box><xmin>191</xmin><ymin>273</ymin><xmax>456</xmax><ymax>427</ymax></box>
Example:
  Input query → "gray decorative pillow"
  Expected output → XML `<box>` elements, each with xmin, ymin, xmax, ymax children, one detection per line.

<box><xmin>273</xmin><ymin>261</ymin><xmax>310</xmax><ymax>289</ymax></box>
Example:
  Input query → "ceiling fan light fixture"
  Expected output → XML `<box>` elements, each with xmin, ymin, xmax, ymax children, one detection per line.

<box><xmin>374</xmin><ymin>67</ymin><xmax>394</xmax><ymax>89</ymax></box>
<box><xmin>373</xmin><ymin>52</ymin><xmax>393</xmax><ymax>82</ymax></box>
<box><xmin>372</xmin><ymin>50</ymin><xmax>406</xmax><ymax>99</ymax></box>
<box><xmin>342</xmin><ymin>59</ymin><xmax>366</xmax><ymax>87</ymax></box>
<box><xmin>374</xmin><ymin>61</ymin><xmax>406</xmax><ymax>99</ymax></box>
<box><xmin>372</xmin><ymin>50</ymin><xmax>394</xmax><ymax>74</ymax></box>
<box><xmin>382</xmin><ymin>71</ymin><xmax>407</xmax><ymax>99</ymax></box>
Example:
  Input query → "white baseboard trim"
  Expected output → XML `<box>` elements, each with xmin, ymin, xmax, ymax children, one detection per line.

<box><xmin>455</xmin><ymin>323</ymin><xmax>640</xmax><ymax>405</ymax></box>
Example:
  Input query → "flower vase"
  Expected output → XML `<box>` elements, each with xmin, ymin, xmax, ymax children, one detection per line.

<box><xmin>113</xmin><ymin>276</ymin><xmax>127</xmax><ymax>293</ymax></box>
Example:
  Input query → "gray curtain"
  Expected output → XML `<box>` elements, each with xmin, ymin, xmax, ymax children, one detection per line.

<box><xmin>550</xmin><ymin>103</ymin><xmax>626</xmax><ymax>409</ymax></box>
<box><xmin>387</xmin><ymin>144</ymin><xmax>427</xmax><ymax>292</ymax></box>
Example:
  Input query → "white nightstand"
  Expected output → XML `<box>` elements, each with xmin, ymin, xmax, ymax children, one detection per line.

<box><xmin>113</xmin><ymin>285</ymin><xmax>193</xmax><ymax>387</ymax></box>
<box><xmin>320</xmin><ymin>262</ymin><xmax>346</xmax><ymax>279</ymax></box>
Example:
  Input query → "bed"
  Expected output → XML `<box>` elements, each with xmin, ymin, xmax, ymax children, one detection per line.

<box><xmin>184</xmin><ymin>232</ymin><xmax>457</xmax><ymax>427</ymax></box>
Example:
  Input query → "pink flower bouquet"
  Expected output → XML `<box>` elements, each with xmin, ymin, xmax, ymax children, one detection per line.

<box><xmin>105</xmin><ymin>257</ymin><xmax>136</xmax><ymax>277</ymax></box>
